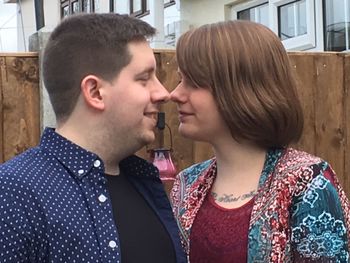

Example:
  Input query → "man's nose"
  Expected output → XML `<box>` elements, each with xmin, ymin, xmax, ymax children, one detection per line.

<box><xmin>152</xmin><ymin>78</ymin><xmax>170</xmax><ymax>104</ymax></box>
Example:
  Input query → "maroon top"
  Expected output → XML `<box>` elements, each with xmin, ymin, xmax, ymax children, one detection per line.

<box><xmin>189</xmin><ymin>193</ymin><xmax>254</xmax><ymax>263</ymax></box>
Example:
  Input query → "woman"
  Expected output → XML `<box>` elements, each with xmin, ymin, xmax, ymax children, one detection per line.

<box><xmin>170</xmin><ymin>20</ymin><xmax>350</xmax><ymax>263</ymax></box>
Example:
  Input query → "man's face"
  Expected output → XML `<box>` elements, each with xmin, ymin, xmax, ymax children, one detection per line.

<box><xmin>102</xmin><ymin>41</ymin><xmax>169</xmax><ymax>152</ymax></box>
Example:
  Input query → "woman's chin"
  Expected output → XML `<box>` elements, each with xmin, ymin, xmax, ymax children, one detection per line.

<box><xmin>178</xmin><ymin>126</ymin><xmax>199</xmax><ymax>140</ymax></box>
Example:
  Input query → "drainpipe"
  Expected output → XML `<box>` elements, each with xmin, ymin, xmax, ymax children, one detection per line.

<box><xmin>110</xmin><ymin>0</ymin><xmax>114</xmax><ymax>12</ymax></box>
<box><xmin>34</xmin><ymin>0</ymin><xmax>45</xmax><ymax>31</ymax></box>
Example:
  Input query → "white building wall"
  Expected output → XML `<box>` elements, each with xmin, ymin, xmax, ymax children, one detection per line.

<box><xmin>113</xmin><ymin>0</ymin><xmax>180</xmax><ymax>48</ymax></box>
<box><xmin>164</xmin><ymin>3</ymin><xmax>180</xmax><ymax>47</ymax></box>
<box><xmin>180</xmin><ymin>0</ymin><xmax>235</xmax><ymax>30</ymax></box>
<box><xmin>0</xmin><ymin>2</ymin><xmax>17</xmax><ymax>52</ymax></box>
<box><xmin>94</xmin><ymin>0</ymin><xmax>108</xmax><ymax>13</ymax></box>
<box><xmin>17</xmin><ymin>0</ymin><xmax>60</xmax><ymax>51</ymax></box>
<box><xmin>114</xmin><ymin>1</ymin><xmax>129</xmax><ymax>14</ymax></box>
<box><xmin>179</xmin><ymin>0</ymin><xmax>324</xmax><ymax>51</ymax></box>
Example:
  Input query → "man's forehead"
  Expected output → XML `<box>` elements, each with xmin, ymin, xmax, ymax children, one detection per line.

<box><xmin>127</xmin><ymin>41</ymin><xmax>156</xmax><ymax>69</ymax></box>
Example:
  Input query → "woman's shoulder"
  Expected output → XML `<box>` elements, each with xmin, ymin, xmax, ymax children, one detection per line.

<box><xmin>177</xmin><ymin>158</ymin><xmax>216</xmax><ymax>184</ymax></box>
<box><xmin>273</xmin><ymin>147</ymin><xmax>334</xmax><ymax>193</ymax></box>
<box><xmin>180</xmin><ymin>158</ymin><xmax>215</xmax><ymax>174</ymax></box>
<box><xmin>279</xmin><ymin>147</ymin><xmax>325</xmax><ymax>171</ymax></box>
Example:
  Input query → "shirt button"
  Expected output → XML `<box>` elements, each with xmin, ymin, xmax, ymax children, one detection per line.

<box><xmin>98</xmin><ymin>194</ymin><xmax>107</xmax><ymax>203</ymax></box>
<box><xmin>94</xmin><ymin>160</ymin><xmax>101</xmax><ymax>167</ymax></box>
<box><xmin>109</xmin><ymin>240</ymin><xmax>117</xmax><ymax>248</ymax></box>
<box><xmin>78</xmin><ymin>169</ymin><xmax>84</xmax><ymax>175</ymax></box>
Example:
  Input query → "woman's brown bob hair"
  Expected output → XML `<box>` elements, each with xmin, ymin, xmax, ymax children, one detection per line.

<box><xmin>176</xmin><ymin>20</ymin><xmax>303</xmax><ymax>148</ymax></box>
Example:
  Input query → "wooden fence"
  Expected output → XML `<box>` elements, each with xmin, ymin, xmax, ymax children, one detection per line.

<box><xmin>1</xmin><ymin>51</ymin><xmax>350</xmax><ymax>197</ymax></box>
<box><xmin>0</xmin><ymin>53</ymin><xmax>40</xmax><ymax>163</ymax></box>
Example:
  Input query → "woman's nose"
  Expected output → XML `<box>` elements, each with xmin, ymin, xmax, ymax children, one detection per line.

<box><xmin>170</xmin><ymin>84</ymin><xmax>185</xmax><ymax>103</ymax></box>
<box><xmin>152</xmin><ymin>78</ymin><xmax>170</xmax><ymax>104</ymax></box>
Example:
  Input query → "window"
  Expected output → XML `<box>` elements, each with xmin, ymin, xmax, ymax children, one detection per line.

<box><xmin>232</xmin><ymin>0</ymin><xmax>269</xmax><ymax>27</ymax></box>
<box><xmin>237</xmin><ymin>3</ymin><xmax>269</xmax><ymax>27</ymax></box>
<box><xmin>323</xmin><ymin>0</ymin><xmax>350</xmax><ymax>51</ymax></box>
<box><xmin>94</xmin><ymin>0</ymin><xmax>100</xmax><ymax>12</ymax></box>
<box><xmin>130</xmin><ymin>0</ymin><xmax>149</xmax><ymax>17</ymax></box>
<box><xmin>273</xmin><ymin>0</ymin><xmax>315</xmax><ymax>50</ymax></box>
<box><xmin>82</xmin><ymin>0</ymin><xmax>92</xmax><ymax>12</ymax></box>
<box><xmin>61</xmin><ymin>2</ymin><xmax>69</xmax><ymax>18</ymax></box>
<box><xmin>72</xmin><ymin>1</ymin><xmax>80</xmax><ymax>14</ymax></box>
<box><xmin>113</xmin><ymin>0</ymin><xmax>173</xmax><ymax>16</ymax></box>
<box><xmin>60</xmin><ymin>0</ymin><xmax>95</xmax><ymax>18</ymax></box>
<box><xmin>231</xmin><ymin>0</ymin><xmax>316</xmax><ymax>50</ymax></box>
<box><xmin>278</xmin><ymin>0</ymin><xmax>307</xmax><ymax>40</ymax></box>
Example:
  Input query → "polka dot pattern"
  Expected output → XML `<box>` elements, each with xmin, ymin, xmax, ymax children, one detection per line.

<box><xmin>0</xmin><ymin>128</ymin><xmax>129</xmax><ymax>262</ymax></box>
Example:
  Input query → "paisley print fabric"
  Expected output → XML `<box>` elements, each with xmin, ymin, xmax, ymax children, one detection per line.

<box><xmin>171</xmin><ymin>148</ymin><xmax>350</xmax><ymax>262</ymax></box>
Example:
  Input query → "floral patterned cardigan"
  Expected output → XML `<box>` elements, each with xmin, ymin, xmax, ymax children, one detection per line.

<box><xmin>170</xmin><ymin>148</ymin><xmax>350</xmax><ymax>262</ymax></box>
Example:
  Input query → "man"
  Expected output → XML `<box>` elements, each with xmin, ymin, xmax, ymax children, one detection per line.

<box><xmin>0</xmin><ymin>13</ymin><xmax>186</xmax><ymax>263</ymax></box>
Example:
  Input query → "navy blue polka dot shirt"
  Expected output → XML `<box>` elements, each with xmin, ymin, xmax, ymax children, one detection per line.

<box><xmin>0</xmin><ymin>128</ymin><xmax>186</xmax><ymax>263</ymax></box>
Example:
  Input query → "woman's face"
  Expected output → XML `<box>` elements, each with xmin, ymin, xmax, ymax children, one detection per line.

<box><xmin>170</xmin><ymin>70</ymin><xmax>231</xmax><ymax>143</ymax></box>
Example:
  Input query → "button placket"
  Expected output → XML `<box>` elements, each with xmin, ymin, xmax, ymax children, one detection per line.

<box><xmin>89</xmin><ymin>166</ymin><xmax>121</xmax><ymax>260</ymax></box>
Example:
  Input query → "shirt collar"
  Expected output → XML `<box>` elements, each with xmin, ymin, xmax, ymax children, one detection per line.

<box><xmin>40</xmin><ymin>127</ymin><xmax>100</xmax><ymax>179</ymax></box>
<box><xmin>120</xmin><ymin>155</ymin><xmax>159</xmax><ymax>179</ymax></box>
<box><xmin>40</xmin><ymin>127</ymin><xmax>159</xmax><ymax>180</ymax></box>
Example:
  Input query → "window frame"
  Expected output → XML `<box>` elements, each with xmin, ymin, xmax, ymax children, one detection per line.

<box><xmin>231</xmin><ymin>0</ymin><xmax>268</xmax><ymax>23</ymax></box>
<box><xmin>164</xmin><ymin>0</ymin><xmax>176</xmax><ymax>8</ymax></box>
<box><xmin>231</xmin><ymin>0</ymin><xmax>316</xmax><ymax>51</ymax></box>
<box><xmin>271</xmin><ymin>0</ymin><xmax>315</xmax><ymax>50</ymax></box>
<box><xmin>60</xmin><ymin>0</ymin><xmax>95</xmax><ymax>18</ymax></box>
<box><xmin>129</xmin><ymin>0</ymin><xmax>150</xmax><ymax>18</ymax></box>
<box><xmin>61</xmin><ymin>1</ymin><xmax>70</xmax><ymax>18</ymax></box>
<box><xmin>322</xmin><ymin>0</ymin><xmax>350</xmax><ymax>51</ymax></box>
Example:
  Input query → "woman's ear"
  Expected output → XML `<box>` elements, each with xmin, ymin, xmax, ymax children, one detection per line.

<box><xmin>80</xmin><ymin>75</ymin><xmax>105</xmax><ymax>110</ymax></box>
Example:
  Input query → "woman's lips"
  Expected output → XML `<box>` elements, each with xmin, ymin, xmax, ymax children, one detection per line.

<box><xmin>178</xmin><ymin>111</ymin><xmax>193</xmax><ymax>122</ymax></box>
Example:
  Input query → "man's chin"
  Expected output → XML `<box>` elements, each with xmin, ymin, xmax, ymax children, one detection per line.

<box><xmin>140</xmin><ymin>132</ymin><xmax>156</xmax><ymax>146</ymax></box>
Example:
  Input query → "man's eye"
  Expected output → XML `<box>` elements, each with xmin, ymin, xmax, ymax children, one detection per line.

<box><xmin>137</xmin><ymin>74</ymin><xmax>150</xmax><ymax>82</ymax></box>
<box><xmin>138</xmin><ymin>78</ymin><xmax>149</xmax><ymax>86</ymax></box>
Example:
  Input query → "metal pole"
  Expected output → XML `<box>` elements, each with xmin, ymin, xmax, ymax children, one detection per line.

<box><xmin>34</xmin><ymin>0</ymin><xmax>45</xmax><ymax>31</ymax></box>
<box><xmin>110</xmin><ymin>0</ymin><xmax>114</xmax><ymax>12</ymax></box>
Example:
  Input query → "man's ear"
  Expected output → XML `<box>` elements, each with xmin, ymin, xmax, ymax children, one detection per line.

<box><xmin>81</xmin><ymin>75</ymin><xmax>105</xmax><ymax>110</ymax></box>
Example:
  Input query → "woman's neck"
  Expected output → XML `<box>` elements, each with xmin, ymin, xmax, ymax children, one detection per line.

<box><xmin>210</xmin><ymin>139</ymin><xmax>267</xmax><ymax>209</ymax></box>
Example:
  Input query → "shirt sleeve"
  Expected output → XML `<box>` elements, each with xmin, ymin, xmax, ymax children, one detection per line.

<box><xmin>0</xmin><ymin>178</ymin><xmax>44</xmax><ymax>262</ymax></box>
<box><xmin>290</xmin><ymin>162</ymin><xmax>350</xmax><ymax>262</ymax></box>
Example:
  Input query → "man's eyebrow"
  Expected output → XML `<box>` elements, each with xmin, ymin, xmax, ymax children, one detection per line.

<box><xmin>135</xmin><ymin>66</ymin><xmax>155</xmax><ymax>77</ymax></box>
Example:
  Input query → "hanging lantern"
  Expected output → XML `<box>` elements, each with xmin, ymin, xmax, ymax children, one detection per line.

<box><xmin>148</xmin><ymin>112</ymin><xmax>176</xmax><ymax>195</ymax></box>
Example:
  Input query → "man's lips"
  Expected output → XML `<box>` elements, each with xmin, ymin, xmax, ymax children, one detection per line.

<box><xmin>144</xmin><ymin>112</ymin><xmax>158</xmax><ymax>121</ymax></box>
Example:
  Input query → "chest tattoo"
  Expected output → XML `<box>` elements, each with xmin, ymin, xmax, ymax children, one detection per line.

<box><xmin>211</xmin><ymin>190</ymin><xmax>256</xmax><ymax>203</ymax></box>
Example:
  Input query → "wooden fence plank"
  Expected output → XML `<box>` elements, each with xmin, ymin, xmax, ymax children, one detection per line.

<box><xmin>344</xmin><ymin>54</ymin><xmax>350</xmax><ymax>195</ymax></box>
<box><xmin>158</xmin><ymin>51</ymin><xmax>195</xmax><ymax>171</ymax></box>
<box><xmin>2</xmin><ymin>55</ymin><xmax>40</xmax><ymax>162</ymax></box>
<box><xmin>314</xmin><ymin>54</ymin><xmax>345</xmax><ymax>187</ymax></box>
<box><xmin>288</xmin><ymin>53</ymin><xmax>317</xmax><ymax>155</ymax></box>
<box><xmin>137</xmin><ymin>51</ymin><xmax>195</xmax><ymax>172</ymax></box>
